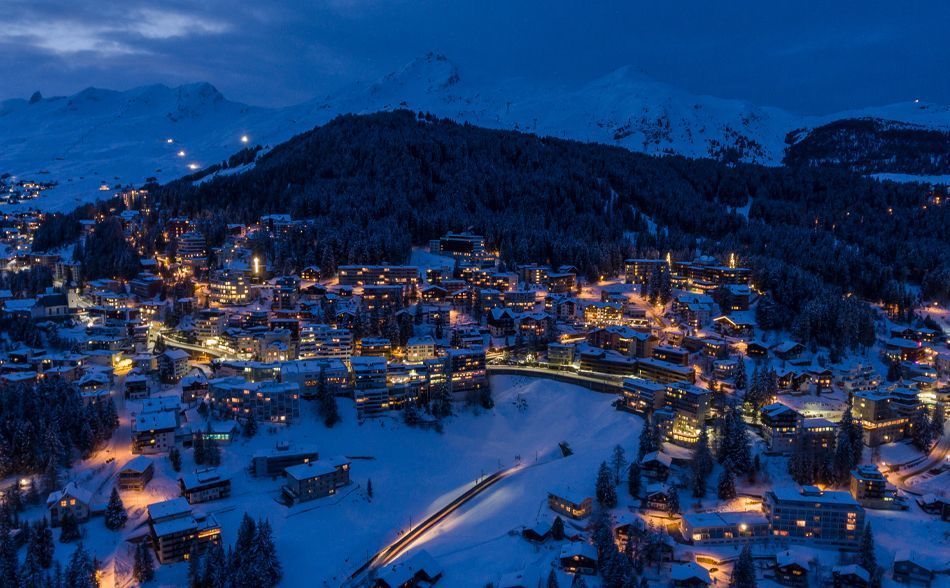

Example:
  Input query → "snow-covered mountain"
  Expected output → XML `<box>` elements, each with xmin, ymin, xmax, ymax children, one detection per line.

<box><xmin>3</xmin><ymin>52</ymin><xmax>950</xmax><ymax>211</ymax></box>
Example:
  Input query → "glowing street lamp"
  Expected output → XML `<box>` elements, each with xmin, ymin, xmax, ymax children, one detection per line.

<box><xmin>241</xmin><ymin>135</ymin><xmax>250</xmax><ymax>144</ymax></box>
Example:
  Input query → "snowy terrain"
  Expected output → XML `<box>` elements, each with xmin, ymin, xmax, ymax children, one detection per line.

<box><xmin>4</xmin><ymin>52</ymin><xmax>950</xmax><ymax>211</ymax></box>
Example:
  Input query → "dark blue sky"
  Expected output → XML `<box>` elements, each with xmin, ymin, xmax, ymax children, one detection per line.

<box><xmin>1</xmin><ymin>0</ymin><xmax>946</xmax><ymax>114</ymax></box>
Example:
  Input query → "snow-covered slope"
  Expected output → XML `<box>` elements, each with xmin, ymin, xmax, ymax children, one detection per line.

<box><xmin>3</xmin><ymin>52</ymin><xmax>950</xmax><ymax>211</ymax></box>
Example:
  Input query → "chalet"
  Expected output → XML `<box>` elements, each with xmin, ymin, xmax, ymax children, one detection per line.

<box><xmin>892</xmin><ymin>551</ymin><xmax>937</xmax><ymax>587</ymax></box>
<box><xmin>831</xmin><ymin>564</ymin><xmax>869</xmax><ymax>588</ymax></box>
<box><xmin>373</xmin><ymin>550</ymin><xmax>444</xmax><ymax>588</ymax></box>
<box><xmin>772</xmin><ymin>341</ymin><xmax>805</xmax><ymax>361</ymax></box>
<box><xmin>147</xmin><ymin>498</ymin><xmax>221</xmax><ymax>564</ymax></box>
<box><xmin>639</xmin><ymin>451</ymin><xmax>672</xmax><ymax>481</ymax></box>
<box><xmin>547</xmin><ymin>487</ymin><xmax>592</xmax><ymax>519</ymax></box>
<box><xmin>760</xmin><ymin>403</ymin><xmax>802</xmax><ymax>455</ymax></box>
<box><xmin>46</xmin><ymin>482</ymin><xmax>93</xmax><ymax>527</ymax></box>
<box><xmin>643</xmin><ymin>483</ymin><xmax>673</xmax><ymax>511</ymax></box>
<box><xmin>180</xmin><ymin>369</ymin><xmax>209</xmax><ymax>405</ymax></box>
<box><xmin>118</xmin><ymin>456</ymin><xmax>155</xmax><ymax>491</ymax></box>
<box><xmin>282</xmin><ymin>457</ymin><xmax>351</xmax><ymax>503</ymax></box>
<box><xmin>124</xmin><ymin>372</ymin><xmax>150</xmax><ymax>400</ymax></box>
<box><xmin>520</xmin><ymin>522</ymin><xmax>551</xmax><ymax>543</ymax></box>
<box><xmin>179</xmin><ymin>469</ymin><xmax>232</xmax><ymax>504</ymax></box>
<box><xmin>713</xmin><ymin>311</ymin><xmax>756</xmax><ymax>337</ymax></box>
<box><xmin>487</xmin><ymin>307</ymin><xmax>517</xmax><ymax>337</ymax></box>
<box><xmin>746</xmin><ymin>341</ymin><xmax>769</xmax><ymax>358</ymax></box>
<box><xmin>884</xmin><ymin>338</ymin><xmax>925</xmax><ymax>363</ymax></box>
<box><xmin>559</xmin><ymin>542</ymin><xmax>598</xmax><ymax>575</ymax></box>
<box><xmin>670</xmin><ymin>562</ymin><xmax>711</xmax><ymax>588</ymax></box>
<box><xmin>774</xmin><ymin>549</ymin><xmax>809</xmax><ymax>587</ymax></box>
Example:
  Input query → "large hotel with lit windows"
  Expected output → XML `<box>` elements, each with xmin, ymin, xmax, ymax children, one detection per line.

<box><xmin>763</xmin><ymin>486</ymin><xmax>865</xmax><ymax>548</ymax></box>
<box><xmin>337</xmin><ymin>265</ymin><xmax>420</xmax><ymax>289</ymax></box>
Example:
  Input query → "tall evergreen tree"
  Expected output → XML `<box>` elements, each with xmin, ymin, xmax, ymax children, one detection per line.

<box><xmin>104</xmin><ymin>487</ymin><xmax>127</xmax><ymax>530</ymax></box>
<box><xmin>65</xmin><ymin>543</ymin><xmax>97</xmax><ymax>588</ymax></box>
<box><xmin>637</xmin><ymin>414</ymin><xmax>661</xmax><ymax>461</ymax></box>
<box><xmin>58</xmin><ymin>510</ymin><xmax>81</xmax><ymax>543</ymax></box>
<box><xmin>627</xmin><ymin>462</ymin><xmax>641</xmax><ymax>498</ymax></box>
<box><xmin>596</xmin><ymin>462</ymin><xmax>618</xmax><ymax>508</ymax></box>
<box><xmin>169</xmin><ymin>447</ymin><xmax>182</xmax><ymax>472</ymax></box>
<box><xmin>133</xmin><ymin>541</ymin><xmax>154</xmax><ymax>584</ymax></box>
<box><xmin>730</xmin><ymin>545</ymin><xmax>756</xmax><ymax>588</ymax></box>
<box><xmin>252</xmin><ymin>518</ymin><xmax>282</xmax><ymax>587</ymax></box>
<box><xmin>610</xmin><ymin>445</ymin><xmax>628</xmax><ymax>486</ymax></box>
<box><xmin>718</xmin><ymin>467</ymin><xmax>737</xmax><ymax>500</ymax></box>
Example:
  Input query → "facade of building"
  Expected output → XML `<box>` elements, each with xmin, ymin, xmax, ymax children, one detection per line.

<box><xmin>763</xmin><ymin>486</ymin><xmax>865</xmax><ymax>548</ymax></box>
<box><xmin>282</xmin><ymin>457</ymin><xmax>351</xmax><ymax>502</ymax></box>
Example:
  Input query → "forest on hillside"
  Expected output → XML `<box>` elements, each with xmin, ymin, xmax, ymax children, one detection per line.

<box><xmin>785</xmin><ymin>118</ymin><xmax>950</xmax><ymax>175</ymax></box>
<box><xmin>32</xmin><ymin>111</ymin><xmax>950</xmax><ymax>328</ymax></box>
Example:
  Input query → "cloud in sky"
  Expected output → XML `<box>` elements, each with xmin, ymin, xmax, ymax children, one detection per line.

<box><xmin>0</xmin><ymin>0</ymin><xmax>946</xmax><ymax>114</ymax></box>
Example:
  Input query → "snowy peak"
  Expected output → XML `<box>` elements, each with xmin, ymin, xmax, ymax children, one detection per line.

<box><xmin>4</xmin><ymin>52</ymin><xmax>950</xmax><ymax>212</ymax></box>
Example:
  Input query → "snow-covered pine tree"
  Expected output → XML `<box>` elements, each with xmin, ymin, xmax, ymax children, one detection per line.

<box><xmin>627</xmin><ymin>462</ymin><xmax>641</xmax><ymax>498</ymax></box>
<box><xmin>730</xmin><ymin>544</ymin><xmax>756</xmax><ymax>588</ymax></box>
<box><xmin>610</xmin><ymin>445</ymin><xmax>628</xmax><ymax>486</ymax></box>
<box><xmin>58</xmin><ymin>510</ymin><xmax>81</xmax><ymax>543</ymax></box>
<box><xmin>132</xmin><ymin>541</ymin><xmax>154</xmax><ymax>583</ymax></box>
<box><xmin>104</xmin><ymin>487</ymin><xmax>128</xmax><ymax>530</ymax></box>
<box><xmin>596</xmin><ymin>462</ymin><xmax>618</xmax><ymax>508</ymax></box>
<box><xmin>718</xmin><ymin>467</ymin><xmax>737</xmax><ymax>500</ymax></box>
<box><xmin>65</xmin><ymin>542</ymin><xmax>97</xmax><ymax>588</ymax></box>
<box><xmin>169</xmin><ymin>447</ymin><xmax>182</xmax><ymax>472</ymax></box>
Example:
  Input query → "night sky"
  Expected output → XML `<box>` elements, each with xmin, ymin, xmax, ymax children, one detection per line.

<box><xmin>1</xmin><ymin>0</ymin><xmax>946</xmax><ymax>114</ymax></box>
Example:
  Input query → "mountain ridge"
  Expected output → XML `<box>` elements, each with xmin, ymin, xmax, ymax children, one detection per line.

<box><xmin>2</xmin><ymin>53</ymin><xmax>949</xmax><ymax>211</ymax></box>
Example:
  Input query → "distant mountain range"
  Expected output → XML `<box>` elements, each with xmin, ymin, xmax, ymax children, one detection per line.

<box><xmin>3</xmin><ymin>52</ymin><xmax>950</xmax><ymax>211</ymax></box>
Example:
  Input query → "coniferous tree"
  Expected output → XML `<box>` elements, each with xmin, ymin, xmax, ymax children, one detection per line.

<box><xmin>104</xmin><ymin>487</ymin><xmax>128</xmax><ymax>530</ymax></box>
<box><xmin>252</xmin><ymin>518</ymin><xmax>282</xmax><ymax>587</ymax></box>
<box><xmin>860</xmin><ymin>524</ymin><xmax>877</xmax><ymax>577</ymax></box>
<box><xmin>58</xmin><ymin>510</ymin><xmax>81</xmax><ymax>543</ymax></box>
<box><xmin>65</xmin><ymin>543</ymin><xmax>96</xmax><ymax>588</ymax></box>
<box><xmin>637</xmin><ymin>415</ymin><xmax>661</xmax><ymax>461</ymax></box>
<box><xmin>596</xmin><ymin>462</ymin><xmax>618</xmax><ymax>508</ymax></box>
<box><xmin>734</xmin><ymin>357</ymin><xmax>747</xmax><ymax>390</ymax></box>
<box><xmin>546</xmin><ymin>569</ymin><xmax>560</xmax><ymax>588</ymax></box>
<box><xmin>205</xmin><ymin>439</ymin><xmax>221</xmax><ymax>467</ymax></box>
<box><xmin>610</xmin><ymin>445</ymin><xmax>628</xmax><ymax>486</ymax></box>
<box><xmin>627</xmin><ymin>462</ymin><xmax>641</xmax><ymax>498</ymax></box>
<box><xmin>730</xmin><ymin>545</ymin><xmax>756</xmax><ymax>588</ymax></box>
<box><xmin>666</xmin><ymin>489</ymin><xmax>680</xmax><ymax>515</ymax></box>
<box><xmin>0</xmin><ymin>522</ymin><xmax>17</xmax><ymax>588</ymax></box>
<box><xmin>169</xmin><ymin>447</ymin><xmax>182</xmax><ymax>472</ymax></box>
<box><xmin>29</xmin><ymin>518</ymin><xmax>54</xmax><ymax>569</ymax></box>
<box><xmin>203</xmin><ymin>542</ymin><xmax>227</xmax><ymax>588</ymax></box>
<box><xmin>718</xmin><ymin>467</ymin><xmax>737</xmax><ymax>500</ymax></box>
<box><xmin>550</xmin><ymin>516</ymin><xmax>565</xmax><ymax>541</ymax></box>
<box><xmin>691</xmin><ymin>426</ymin><xmax>714</xmax><ymax>498</ymax></box>
<box><xmin>133</xmin><ymin>541</ymin><xmax>154</xmax><ymax>584</ymax></box>
<box><xmin>243</xmin><ymin>413</ymin><xmax>258</xmax><ymax>438</ymax></box>
<box><xmin>187</xmin><ymin>544</ymin><xmax>202</xmax><ymax>588</ymax></box>
<box><xmin>367</xmin><ymin>479</ymin><xmax>373</xmax><ymax>500</ymax></box>
<box><xmin>317</xmin><ymin>388</ymin><xmax>341</xmax><ymax>427</ymax></box>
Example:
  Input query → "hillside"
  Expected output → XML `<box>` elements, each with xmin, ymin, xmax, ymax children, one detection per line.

<box><xmin>134</xmin><ymin>112</ymin><xmax>947</xmax><ymax>309</ymax></box>
<box><xmin>4</xmin><ymin>54</ymin><xmax>950</xmax><ymax>211</ymax></box>
<box><xmin>784</xmin><ymin>118</ymin><xmax>950</xmax><ymax>174</ymax></box>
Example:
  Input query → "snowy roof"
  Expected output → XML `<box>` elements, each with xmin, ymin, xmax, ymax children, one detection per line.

<box><xmin>640</xmin><ymin>451</ymin><xmax>672</xmax><ymax>467</ymax></box>
<box><xmin>548</xmin><ymin>485</ymin><xmax>591</xmax><ymax>505</ymax></box>
<box><xmin>682</xmin><ymin>511</ymin><xmax>767</xmax><ymax>529</ymax></box>
<box><xmin>671</xmin><ymin>562</ymin><xmax>711</xmax><ymax>583</ymax></box>
<box><xmin>147</xmin><ymin>497</ymin><xmax>191</xmax><ymax>522</ymax></box>
<box><xmin>376</xmin><ymin>549</ymin><xmax>443</xmax><ymax>586</ymax></box>
<box><xmin>776</xmin><ymin>548</ymin><xmax>809</xmax><ymax>568</ymax></box>
<box><xmin>120</xmin><ymin>455</ymin><xmax>154</xmax><ymax>474</ymax></box>
<box><xmin>769</xmin><ymin>486</ymin><xmax>859</xmax><ymax>507</ymax></box>
<box><xmin>832</xmin><ymin>565</ymin><xmax>869</xmax><ymax>582</ymax></box>
<box><xmin>284</xmin><ymin>460</ymin><xmax>342</xmax><ymax>481</ymax></box>
<box><xmin>132</xmin><ymin>411</ymin><xmax>177</xmax><ymax>433</ymax></box>
<box><xmin>46</xmin><ymin>482</ymin><xmax>93</xmax><ymax>507</ymax></box>
<box><xmin>559</xmin><ymin>542</ymin><xmax>597</xmax><ymax>560</ymax></box>
<box><xmin>162</xmin><ymin>349</ymin><xmax>189</xmax><ymax>361</ymax></box>
<box><xmin>179</xmin><ymin>468</ymin><xmax>230</xmax><ymax>490</ymax></box>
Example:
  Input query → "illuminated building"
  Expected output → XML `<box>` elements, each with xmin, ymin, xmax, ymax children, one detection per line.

<box><xmin>283</xmin><ymin>457</ymin><xmax>351</xmax><ymax>503</ymax></box>
<box><xmin>764</xmin><ymin>486</ymin><xmax>864</xmax><ymax>548</ymax></box>
<box><xmin>147</xmin><ymin>498</ymin><xmax>221</xmax><ymax>563</ymax></box>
